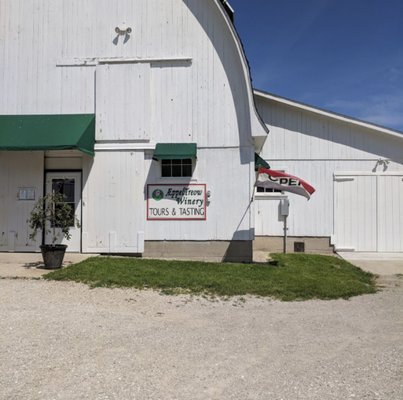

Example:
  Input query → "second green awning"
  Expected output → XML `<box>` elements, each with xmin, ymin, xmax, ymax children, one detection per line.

<box><xmin>153</xmin><ymin>143</ymin><xmax>197</xmax><ymax>160</ymax></box>
<box><xmin>0</xmin><ymin>114</ymin><xmax>95</xmax><ymax>156</ymax></box>
<box><xmin>255</xmin><ymin>153</ymin><xmax>270</xmax><ymax>170</ymax></box>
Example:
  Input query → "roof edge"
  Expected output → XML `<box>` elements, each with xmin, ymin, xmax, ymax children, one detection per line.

<box><xmin>219</xmin><ymin>0</ymin><xmax>235</xmax><ymax>22</ymax></box>
<box><xmin>214</xmin><ymin>0</ymin><xmax>269</xmax><ymax>148</ymax></box>
<box><xmin>254</xmin><ymin>89</ymin><xmax>403</xmax><ymax>140</ymax></box>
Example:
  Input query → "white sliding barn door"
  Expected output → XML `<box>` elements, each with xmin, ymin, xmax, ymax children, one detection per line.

<box><xmin>96</xmin><ymin>63</ymin><xmax>150</xmax><ymax>141</ymax></box>
<box><xmin>377</xmin><ymin>176</ymin><xmax>403</xmax><ymax>252</ymax></box>
<box><xmin>334</xmin><ymin>175</ymin><xmax>377</xmax><ymax>252</ymax></box>
<box><xmin>334</xmin><ymin>174</ymin><xmax>403</xmax><ymax>252</ymax></box>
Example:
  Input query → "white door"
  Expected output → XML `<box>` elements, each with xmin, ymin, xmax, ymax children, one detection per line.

<box><xmin>334</xmin><ymin>175</ymin><xmax>377</xmax><ymax>251</ymax></box>
<box><xmin>45</xmin><ymin>172</ymin><xmax>81</xmax><ymax>252</ymax></box>
<box><xmin>334</xmin><ymin>174</ymin><xmax>403</xmax><ymax>252</ymax></box>
<box><xmin>377</xmin><ymin>175</ymin><xmax>403</xmax><ymax>252</ymax></box>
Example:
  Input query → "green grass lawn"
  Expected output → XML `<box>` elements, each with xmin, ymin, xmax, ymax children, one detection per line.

<box><xmin>44</xmin><ymin>253</ymin><xmax>377</xmax><ymax>301</ymax></box>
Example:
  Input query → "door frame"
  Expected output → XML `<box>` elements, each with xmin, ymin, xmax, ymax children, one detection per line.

<box><xmin>44</xmin><ymin>169</ymin><xmax>83</xmax><ymax>252</ymax></box>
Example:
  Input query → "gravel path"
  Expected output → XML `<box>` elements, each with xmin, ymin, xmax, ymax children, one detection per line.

<box><xmin>0</xmin><ymin>277</ymin><xmax>402</xmax><ymax>400</ymax></box>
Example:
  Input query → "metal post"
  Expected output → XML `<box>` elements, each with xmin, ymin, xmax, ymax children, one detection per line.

<box><xmin>283</xmin><ymin>215</ymin><xmax>287</xmax><ymax>254</ymax></box>
<box><xmin>280</xmin><ymin>198</ymin><xmax>289</xmax><ymax>254</ymax></box>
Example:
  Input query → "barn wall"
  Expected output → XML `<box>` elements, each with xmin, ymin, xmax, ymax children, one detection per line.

<box><xmin>81</xmin><ymin>151</ymin><xmax>146</xmax><ymax>253</ymax></box>
<box><xmin>80</xmin><ymin>146</ymin><xmax>255</xmax><ymax>252</ymax></box>
<box><xmin>145</xmin><ymin>147</ymin><xmax>255</xmax><ymax>241</ymax></box>
<box><xmin>255</xmin><ymin>97</ymin><xmax>403</xmax><ymax>162</ymax></box>
<box><xmin>0</xmin><ymin>152</ymin><xmax>44</xmax><ymax>252</ymax></box>
<box><xmin>255</xmin><ymin>97</ymin><xmax>403</xmax><ymax>238</ymax></box>
<box><xmin>0</xmin><ymin>0</ymin><xmax>262</xmax><ymax>257</ymax></box>
<box><xmin>0</xmin><ymin>0</ymin><xmax>262</xmax><ymax>148</ymax></box>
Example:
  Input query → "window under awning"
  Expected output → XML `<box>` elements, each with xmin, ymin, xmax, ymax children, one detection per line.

<box><xmin>0</xmin><ymin>114</ymin><xmax>96</xmax><ymax>156</ymax></box>
<box><xmin>153</xmin><ymin>143</ymin><xmax>197</xmax><ymax>160</ymax></box>
<box><xmin>255</xmin><ymin>153</ymin><xmax>270</xmax><ymax>170</ymax></box>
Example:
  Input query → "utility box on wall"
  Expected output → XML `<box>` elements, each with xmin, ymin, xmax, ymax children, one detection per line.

<box><xmin>280</xmin><ymin>198</ymin><xmax>289</xmax><ymax>216</ymax></box>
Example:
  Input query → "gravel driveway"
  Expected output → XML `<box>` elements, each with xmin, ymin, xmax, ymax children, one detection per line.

<box><xmin>0</xmin><ymin>277</ymin><xmax>402</xmax><ymax>400</ymax></box>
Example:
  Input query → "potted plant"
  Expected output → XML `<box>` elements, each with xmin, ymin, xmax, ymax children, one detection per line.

<box><xmin>28</xmin><ymin>192</ymin><xmax>79</xmax><ymax>269</ymax></box>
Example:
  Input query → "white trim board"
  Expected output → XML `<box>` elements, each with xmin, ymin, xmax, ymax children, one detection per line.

<box><xmin>94</xmin><ymin>142</ymin><xmax>156</xmax><ymax>151</ymax></box>
<box><xmin>57</xmin><ymin>57</ymin><xmax>193</xmax><ymax>67</ymax></box>
<box><xmin>334</xmin><ymin>171</ymin><xmax>403</xmax><ymax>177</ymax></box>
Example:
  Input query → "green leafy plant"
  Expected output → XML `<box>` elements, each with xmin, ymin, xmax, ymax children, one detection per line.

<box><xmin>28</xmin><ymin>192</ymin><xmax>79</xmax><ymax>245</ymax></box>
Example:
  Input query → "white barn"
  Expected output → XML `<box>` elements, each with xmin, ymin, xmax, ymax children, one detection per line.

<box><xmin>1</xmin><ymin>0</ymin><xmax>402</xmax><ymax>261</ymax></box>
<box><xmin>254</xmin><ymin>91</ymin><xmax>403</xmax><ymax>254</ymax></box>
<box><xmin>0</xmin><ymin>0</ymin><xmax>268</xmax><ymax>262</ymax></box>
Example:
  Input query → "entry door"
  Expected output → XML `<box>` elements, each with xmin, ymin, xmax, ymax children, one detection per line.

<box><xmin>45</xmin><ymin>172</ymin><xmax>81</xmax><ymax>252</ymax></box>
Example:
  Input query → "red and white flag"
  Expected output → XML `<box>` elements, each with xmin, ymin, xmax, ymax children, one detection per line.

<box><xmin>256</xmin><ymin>168</ymin><xmax>316</xmax><ymax>200</ymax></box>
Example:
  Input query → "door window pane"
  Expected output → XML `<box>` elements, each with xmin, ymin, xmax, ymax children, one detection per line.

<box><xmin>52</xmin><ymin>179</ymin><xmax>75</xmax><ymax>227</ymax></box>
<box><xmin>52</xmin><ymin>179</ymin><xmax>75</xmax><ymax>202</ymax></box>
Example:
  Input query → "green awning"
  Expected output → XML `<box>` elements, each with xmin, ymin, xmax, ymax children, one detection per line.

<box><xmin>153</xmin><ymin>143</ymin><xmax>197</xmax><ymax>160</ymax></box>
<box><xmin>0</xmin><ymin>114</ymin><xmax>95</xmax><ymax>156</ymax></box>
<box><xmin>255</xmin><ymin>153</ymin><xmax>270</xmax><ymax>170</ymax></box>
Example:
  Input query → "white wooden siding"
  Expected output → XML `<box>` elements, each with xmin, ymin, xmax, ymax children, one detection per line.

<box><xmin>150</xmin><ymin>62</ymin><xmax>193</xmax><ymax>143</ymax></box>
<box><xmin>376</xmin><ymin>175</ymin><xmax>403</xmax><ymax>251</ymax></box>
<box><xmin>59</xmin><ymin>67</ymin><xmax>95</xmax><ymax>114</ymax></box>
<box><xmin>44</xmin><ymin>152</ymin><xmax>83</xmax><ymax>170</ymax></box>
<box><xmin>0</xmin><ymin>0</ymin><xmax>265</xmax><ymax>148</ymax></box>
<box><xmin>255</xmin><ymin>160</ymin><xmax>403</xmax><ymax>237</ymax></box>
<box><xmin>96</xmin><ymin>63</ymin><xmax>150</xmax><ymax>141</ymax></box>
<box><xmin>0</xmin><ymin>152</ymin><xmax>44</xmax><ymax>252</ymax></box>
<box><xmin>255</xmin><ymin>97</ymin><xmax>403</xmax><ymax>242</ymax></box>
<box><xmin>82</xmin><ymin>151</ymin><xmax>146</xmax><ymax>253</ymax></box>
<box><xmin>334</xmin><ymin>175</ymin><xmax>377</xmax><ymax>251</ymax></box>
<box><xmin>0</xmin><ymin>0</ymin><xmax>263</xmax><ymax>251</ymax></box>
<box><xmin>334</xmin><ymin>174</ymin><xmax>403</xmax><ymax>252</ymax></box>
<box><xmin>0</xmin><ymin>155</ymin><xmax>9</xmax><ymax>249</ymax></box>
<box><xmin>255</xmin><ymin>97</ymin><xmax>403</xmax><ymax>161</ymax></box>
<box><xmin>145</xmin><ymin>147</ymin><xmax>255</xmax><ymax>241</ymax></box>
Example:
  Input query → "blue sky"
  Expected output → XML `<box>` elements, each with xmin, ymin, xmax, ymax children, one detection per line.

<box><xmin>229</xmin><ymin>0</ymin><xmax>403</xmax><ymax>132</ymax></box>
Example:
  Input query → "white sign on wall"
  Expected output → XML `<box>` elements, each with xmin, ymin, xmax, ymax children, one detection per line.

<box><xmin>147</xmin><ymin>184</ymin><xmax>207</xmax><ymax>220</ymax></box>
<box><xmin>18</xmin><ymin>187</ymin><xmax>36</xmax><ymax>200</ymax></box>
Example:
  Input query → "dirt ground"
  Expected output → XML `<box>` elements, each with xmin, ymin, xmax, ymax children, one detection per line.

<box><xmin>0</xmin><ymin>276</ymin><xmax>402</xmax><ymax>400</ymax></box>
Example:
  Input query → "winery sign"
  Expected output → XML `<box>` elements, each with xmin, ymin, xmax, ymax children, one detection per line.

<box><xmin>147</xmin><ymin>184</ymin><xmax>207</xmax><ymax>220</ymax></box>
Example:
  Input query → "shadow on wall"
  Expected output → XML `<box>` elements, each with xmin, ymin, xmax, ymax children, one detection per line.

<box><xmin>223</xmin><ymin>230</ymin><xmax>254</xmax><ymax>263</ymax></box>
<box><xmin>222</xmin><ymin>196</ymin><xmax>255</xmax><ymax>262</ymax></box>
<box><xmin>183</xmin><ymin>0</ymin><xmax>253</xmax><ymax>166</ymax></box>
<box><xmin>144</xmin><ymin>151</ymin><xmax>255</xmax><ymax>256</ymax></box>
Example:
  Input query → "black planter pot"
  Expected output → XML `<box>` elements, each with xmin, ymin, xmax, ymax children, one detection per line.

<box><xmin>40</xmin><ymin>244</ymin><xmax>68</xmax><ymax>269</ymax></box>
